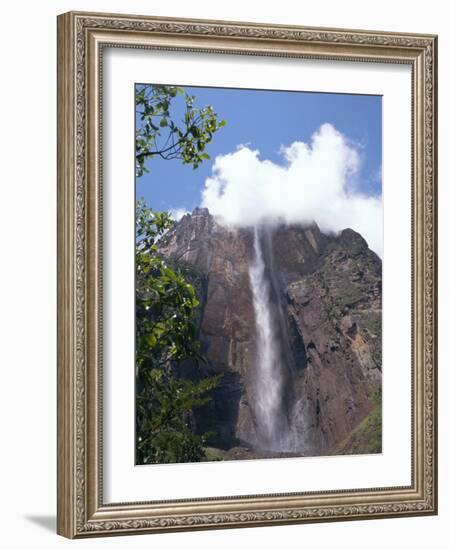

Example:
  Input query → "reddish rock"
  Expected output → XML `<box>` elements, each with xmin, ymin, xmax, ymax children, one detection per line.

<box><xmin>159</xmin><ymin>208</ymin><xmax>382</xmax><ymax>457</ymax></box>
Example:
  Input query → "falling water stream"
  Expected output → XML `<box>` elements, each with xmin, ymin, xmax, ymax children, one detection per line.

<box><xmin>248</xmin><ymin>225</ymin><xmax>302</xmax><ymax>452</ymax></box>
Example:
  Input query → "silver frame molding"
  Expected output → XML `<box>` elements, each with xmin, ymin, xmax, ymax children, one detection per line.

<box><xmin>57</xmin><ymin>11</ymin><xmax>438</xmax><ymax>538</ymax></box>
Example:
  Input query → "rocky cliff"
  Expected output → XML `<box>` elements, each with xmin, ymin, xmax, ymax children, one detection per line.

<box><xmin>159</xmin><ymin>207</ymin><xmax>382</xmax><ymax>458</ymax></box>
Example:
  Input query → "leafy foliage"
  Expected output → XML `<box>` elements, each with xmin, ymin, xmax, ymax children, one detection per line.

<box><xmin>135</xmin><ymin>199</ymin><xmax>220</xmax><ymax>464</ymax></box>
<box><xmin>135</xmin><ymin>84</ymin><xmax>225</xmax><ymax>464</ymax></box>
<box><xmin>135</xmin><ymin>84</ymin><xmax>226</xmax><ymax>177</ymax></box>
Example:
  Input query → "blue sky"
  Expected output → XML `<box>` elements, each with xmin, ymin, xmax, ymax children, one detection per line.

<box><xmin>136</xmin><ymin>84</ymin><xmax>382</xmax><ymax>217</ymax></box>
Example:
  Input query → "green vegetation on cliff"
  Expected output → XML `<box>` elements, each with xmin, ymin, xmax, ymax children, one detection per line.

<box><xmin>331</xmin><ymin>393</ymin><xmax>382</xmax><ymax>456</ymax></box>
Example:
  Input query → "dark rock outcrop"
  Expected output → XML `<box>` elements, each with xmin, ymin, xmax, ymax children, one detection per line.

<box><xmin>159</xmin><ymin>208</ymin><xmax>382</xmax><ymax>457</ymax></box>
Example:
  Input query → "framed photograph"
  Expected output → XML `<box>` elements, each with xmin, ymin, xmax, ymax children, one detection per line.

<box><xmin>57</xmin><ymin>11</ymin><xmax>438</xmax><ymax>538</ymax></box>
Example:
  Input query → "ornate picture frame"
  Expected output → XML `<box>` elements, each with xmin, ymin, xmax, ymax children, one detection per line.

<box><xmin>57</xmin><ymin>11</ymin><xmax>437</xmax><ymax>538</ymax></box>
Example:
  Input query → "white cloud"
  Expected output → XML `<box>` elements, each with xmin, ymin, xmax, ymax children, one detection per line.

<box><xmin>169</xmin><ymin>207</ymin><xmax>190</xmax><ymax>221</ymax></box>
<box><xmin>200</xmin><ymin>123</ymin><xmax>382</xmax><ymax>258</ymax></box>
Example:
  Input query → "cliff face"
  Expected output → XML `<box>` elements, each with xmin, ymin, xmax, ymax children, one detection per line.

<box><xmin>159</xmin><ymin>208</ymin><xmax>382</xmax><ymax>457</ymax></box>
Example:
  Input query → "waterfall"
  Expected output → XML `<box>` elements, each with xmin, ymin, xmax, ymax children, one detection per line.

<box><xmin>249</xmin><ymin>225</ymin><xmax>302</xmax><ymax>452</ymax></box>
<box><xmin>249</xmin><ymin>226</ymin><xmax>283</xmax><ymax>449</ymax></box>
